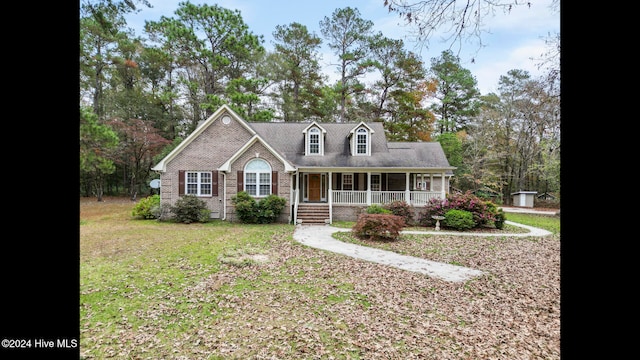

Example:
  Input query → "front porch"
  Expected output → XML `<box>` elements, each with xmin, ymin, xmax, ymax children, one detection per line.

<box><xmin>292</xmin><ymin>171</ymin><xmax>450</xmax><ymax>224</ymax></box>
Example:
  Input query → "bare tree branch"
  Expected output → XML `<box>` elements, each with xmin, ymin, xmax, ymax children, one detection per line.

<box><xmin>383</xmin><ymin>0</ymin><xmax>537</xmax><ymax>59</ymax></box>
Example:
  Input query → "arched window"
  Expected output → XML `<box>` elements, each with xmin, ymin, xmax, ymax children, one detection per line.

<box><xmin>244</xmin><ymin>159</ymin><xmax>271</xmax><ymax>197</ymax></box>
<box><xmin>356</xmin><ymin>128</ymin><xmax>368</xmax><ymax>155</ymax></box>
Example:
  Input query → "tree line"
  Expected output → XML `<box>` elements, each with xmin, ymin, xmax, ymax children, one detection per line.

<box><xmin>80</xmin><ymin>0</ymin><xmax>560</xmax><ymax>204</ymax></box>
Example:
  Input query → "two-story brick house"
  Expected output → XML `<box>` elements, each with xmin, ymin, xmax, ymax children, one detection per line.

<box><xmin>151</xmin><ymin>105</ymin><xmax>455</xmax><ymax>224</ymax></box>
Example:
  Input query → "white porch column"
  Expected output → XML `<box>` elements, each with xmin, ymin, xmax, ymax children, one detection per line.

<box><xmin>366</xmin><ymin>172</ymin><xmax>371</xmax><ymax>205</ymax></box>
<box><xmin>441</xmin><ymin>171</ymin><xmax>446</xmax><ymax>198</ymax></box>
<box><xmin>328</xmin><ymin>172</ymin><xmax>332</xmax><ymax>203</ymax></box>
<box><xmin>405</xmin><ymin>172</ymin><xmax>410</xmax><ymax>203</ymax></box>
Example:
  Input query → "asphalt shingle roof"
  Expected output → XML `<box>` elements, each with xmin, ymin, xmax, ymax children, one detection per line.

<box><xmin>247</xmin><ymin>122</ymin><xmax>452</xmax><ymax>170</ymax></box>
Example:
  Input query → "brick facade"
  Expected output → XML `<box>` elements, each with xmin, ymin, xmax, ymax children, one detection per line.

<box><xmin>225</xmin><ymin>141</ymin><xmax>291</xmax><ymax>223</ymax></box>
<box><xmin>158</xmin><ymin>111</ymin><xmax>291</xmax><ymax>222</ymax></box>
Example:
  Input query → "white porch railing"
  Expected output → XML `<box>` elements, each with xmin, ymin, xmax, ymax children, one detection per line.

<box><xmin>332</xmin><ymin>190</ymin><xmax>367</xmax><ymax>204</ymax></box>
<box><xmin>332</xmin><ymin>190</ymin><xmax>443</xmax><ymax>206</ymax></box>
<box><xmin>409</xmin><ymin>191</ymin><xmax>442</xmax><ymax>206</ymax></box>
<box><xmin>371</xmin><ymin>191</ymin><xmax>405</xmax><ymax>204</ymax></box>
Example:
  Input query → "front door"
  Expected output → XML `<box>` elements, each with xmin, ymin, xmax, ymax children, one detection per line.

<box><xmin>308</xmin><ymin>174</ymin><xmax>321</xmax><ymax>201</ymax></box>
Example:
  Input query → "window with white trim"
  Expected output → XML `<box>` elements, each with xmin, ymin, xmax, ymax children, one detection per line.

<box><xmin>342</xmin><ymin>173</ymin><xmax>353</xmax><ymax>191</ymax></box>
<box><xmin>371</xmin><ymin>174</ymin><xmax>381</xmax><ymax>191</ymax></box>
<box><xmin>245</xmin><ymin>159</ymin><xmax>271</xmax><ymax>197</ymax></box>
<box><xmin>186</xmin><ymin>171</ymin><xmax>212</xmax><ymax>196</ymax></box>
<box><xmin>308</xmin><ymin>127</ymin><xmax>320</xmax><ymax>154</ymax></box>
<box><xmin>356</xmin><ymin>128</ymin><xmax>368</xmax><ymax>155</ymax></box>
<box><xmin>414</xmin><ymin>174</ymin><xmax>431</xmax><ymax>191</ymax></box>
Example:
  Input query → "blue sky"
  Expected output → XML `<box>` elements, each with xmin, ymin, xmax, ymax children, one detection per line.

<box><xmin>124</xmin><ymin>0</ymin><xmax>559</xmax><ymax>95</ymax></box>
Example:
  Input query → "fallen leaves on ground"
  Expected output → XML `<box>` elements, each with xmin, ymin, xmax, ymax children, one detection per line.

<box><xmin>81</xmin><ymin>225</ymin><xmax>559</xmax><ymax>359</ymax></box>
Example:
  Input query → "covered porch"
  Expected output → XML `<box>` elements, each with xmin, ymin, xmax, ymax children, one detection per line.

<box><xmin>291</xmin><ymin>169</ymin><xmax>451</xmax><ymax>224</ymax></box>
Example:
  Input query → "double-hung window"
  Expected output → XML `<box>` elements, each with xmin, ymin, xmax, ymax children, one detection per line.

<box><xmin>245</xmin><ymin>159</ymin><xmax>271</xmax><ymax>197</ymax></box>
<box><xmin>186</xmin><ymin>171</ymin><xmax>212</xmax><ymax>196</ymax></box>
<box><xmin>342</xmin><ymin>173</ymin><xmax>353</xmax><ymax>191</ymax></box>
<box><xmin>356</xmin><ymin>128</ymin><xmax>368</xmax><ymax>155</ymax></box>
<box><xmin>371</xmin><ymin>174</ymin><xmax>381</xmax><ymax>191</ymax></box>
<box><xmin>308</xmin><ymin>127</ymin><xmax>320</xmax><ymax>155</ymax></box>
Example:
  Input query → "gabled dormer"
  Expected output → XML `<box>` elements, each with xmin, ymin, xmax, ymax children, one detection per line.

<box><xmin>302</xmin><ymin>122</ymin><xmax>326</xmax><ymax>156</ymax></box>
<box><xmin>349</xmin><ymin>122</ymin><xmax>375</xmax><ymax>156</ymax></box>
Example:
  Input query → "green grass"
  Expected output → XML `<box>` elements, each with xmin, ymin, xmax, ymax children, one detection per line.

<box><xmin>80</xmin><ymin>198</ymin><xmax>559</xmax><ymax>359</ymax></box>
<box><xmin>81</xmin><ymin>200</ymin><xmax>380</xmax><ymax>358</ymax></box>
<box><xmin>504</xmin><ymin>212</ymin><xmax>560</xmax><ymax>234</ymax></box>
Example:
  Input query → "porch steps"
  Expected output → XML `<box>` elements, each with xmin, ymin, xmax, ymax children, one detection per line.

<box><xmin>296</xmin><ymin>203</ymin><xmax>330</xmax><ymax>225</ymax></box>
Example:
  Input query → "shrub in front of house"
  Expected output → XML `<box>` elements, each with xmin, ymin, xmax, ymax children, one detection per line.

<box><xmin>352</xmin><ymin>213</ymin><xmax>405</xmax><ymax>241</ymax></box>
<box><xmin>232</xmin><ymin>191</ymin><xmax>259</xmax><ymax>223</ymax></box>
<box><xmin>257</xmin><ymin>194</ymin><xmax>287</xmax><ymax>223</ymax></box>
<box><xmin>131</xmin><ymin>194</ymin><xmax>161</xmax><ymax>219</ymax></box>
<box><xmin>366</xmin><ymin>204</ymin><xmax>392</xmax><ymax>214</ymax></box>
<box><xmin>443</xmin><ymin>209</ymin><xmax>475</xmax><ymax>231</ymax></box>
<box><xmin>383</xmin><ymin>200</ymin><xmax>415</xmax><ymax>226</ymax></box>
<box><xmin>418</xmin><ymin>197</ymin><xmax>448</xmax><ymax>227</ymax></box>
<box><xmin>170</xmin><ymin>195</ymin><xmax>211</xmax><ymax>224</ymax></box>
<box><xmin>232</xmin><ymin>191</ymin><xmax>287</xmax><ymax>224</ymax></box>
<box><xmin>418</xmin><ymin>191</ymin><xmax>500</xmax><ymax>229</ymax></box>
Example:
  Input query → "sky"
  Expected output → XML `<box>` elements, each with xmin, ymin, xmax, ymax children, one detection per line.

<box><xmin>123</xmin><ymin>0</ymin><xmax>559</xmax><ymax>95</ymax></box>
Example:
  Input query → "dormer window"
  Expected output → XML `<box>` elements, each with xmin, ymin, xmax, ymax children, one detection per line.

<box><xmin>349</xmin><ymin>122</ymin><xmax>374</xmax><ymax>156</ymax></box>
<box><xmin>303</xmin><ymin>123</ymin><xmax>325</xmax><ymax>156</ymax></box>
<box><xmin>308</xmin><ymin>127</ymin><xmax>320</xmax><ymax>154</ymax></box>
<box><xmin>356</xmin><ymin>128</ymin><xmax>368</xmax><ymax>155</ymax></box>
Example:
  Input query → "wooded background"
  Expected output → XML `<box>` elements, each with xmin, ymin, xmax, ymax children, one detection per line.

<box><xmin>80</xmin><ymin>0</ymin><xmax>560</xmax><ymax>205</ymax></box>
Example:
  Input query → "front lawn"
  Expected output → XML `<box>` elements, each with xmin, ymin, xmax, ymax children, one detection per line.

<box><xmin>80</xmin><ymin>197</ymin><xmax>560</xmax><ymax>359</ymax></box>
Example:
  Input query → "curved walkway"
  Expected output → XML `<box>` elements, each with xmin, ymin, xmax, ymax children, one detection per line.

<box><xmin>292</xmin><ymin>221</ymin><xmax>552</xmax><ymax>283</ymax></box>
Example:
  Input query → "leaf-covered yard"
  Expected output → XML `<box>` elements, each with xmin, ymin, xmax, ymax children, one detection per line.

<box><xmin>80</xmin><ymin>197</ymin><xmax>560</xmax><ymax>359</ymax></box>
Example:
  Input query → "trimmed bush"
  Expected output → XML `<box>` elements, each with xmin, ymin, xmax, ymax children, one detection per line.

<box><xmin>170</xmin><ymin>195</ymin><xmax>211</xmax><ymax>224</ymax></box>
<box><xmin>232</xmin><ymin>191</ymin><xmax>259</xmax><ymax>223</ymax></box>
<box><xmin>257</xmin><ymin>194</ymin><xmax>287</xmax><ymax>223</ymax></box>
<box><xmin>132</xmin><ymin>194</ymin><xmax>160</xmax><ymax>219</ymax></box>
<box><xmin>443</xmin><ymin>209</ymin><xmax>475</xmax><ymax>231</ymax></box>
<box><xmin>352</xmin><ymin>214</ymin><xmax>405</xmax><ymax>241</ymax></box>
<box><xmin>231</xmin><ymin>191</ymin><xmax>287</xmax><ymax>224</ymax></box>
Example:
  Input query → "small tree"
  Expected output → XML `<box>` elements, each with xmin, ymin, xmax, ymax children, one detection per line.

<box><xmin>352</xmin><ymin>214</ymin><xmax>405</xmax><ymax>241</ymax></box>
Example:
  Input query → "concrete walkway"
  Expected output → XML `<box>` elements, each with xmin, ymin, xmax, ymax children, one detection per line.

<box><xmin>292</xmin><ymin>221</ymin><xmax>552</xmax><ymax>282</ymax></box>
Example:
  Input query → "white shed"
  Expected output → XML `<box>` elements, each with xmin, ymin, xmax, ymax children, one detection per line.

<box><xmin>511</xmin><ymin>191</ymin><xmax>537</xmax><ymax>207</ymax></box>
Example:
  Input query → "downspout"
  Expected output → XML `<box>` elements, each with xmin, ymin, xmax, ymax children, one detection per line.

<box><xmin>222</xmin><ymin>172</ymin><xmax>227</xmax><ymax>220</ymax></box>
<box><xmin>291</xmin><ymin>170</ymin><xmax>297</xmax><ymax>224</ymax></box>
